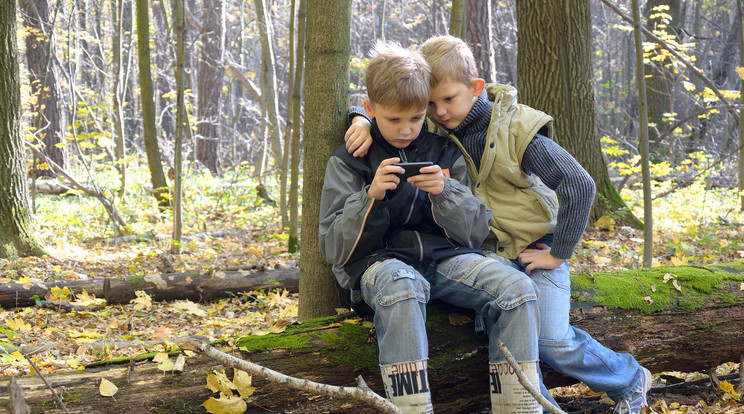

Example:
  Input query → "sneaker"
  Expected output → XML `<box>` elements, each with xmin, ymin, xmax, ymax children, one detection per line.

<box><xmin>613</xmin><ymin>367</ymin><xmax>652</xmax><ymax>414</ymax></box>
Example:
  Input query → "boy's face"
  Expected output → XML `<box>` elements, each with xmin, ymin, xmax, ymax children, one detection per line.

<box><xmin>427</xmin><ymin>78</ymin><xmax>485</xmax><ymax>130</ymax></box>
<box><xmin>363</xmin><ymin>100</ymin><xmax>427</xmax><ymax>149</ymax></box>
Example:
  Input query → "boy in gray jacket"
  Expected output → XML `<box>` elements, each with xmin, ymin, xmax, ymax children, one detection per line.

<box><xmin>319</xmin><ymin>40</ymin><xmax>542</xmax><ymax>414</ymax></box>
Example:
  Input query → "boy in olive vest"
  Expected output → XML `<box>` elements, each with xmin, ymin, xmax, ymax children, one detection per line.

<box><xmin>322</xmin><ymin>40</ymin><xmax>543</xmax><ymax>414</ymax></box>
<box><xmin>346</xmin><ymin>35</ymin><xmax>651</xmax><ymax>414</ymax></box>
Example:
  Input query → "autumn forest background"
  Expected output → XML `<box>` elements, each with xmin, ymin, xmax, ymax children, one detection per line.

<box><xmin>1</xmin><ymin>0</ymin><xmax>744</xmax><ymax>412</ymax></box>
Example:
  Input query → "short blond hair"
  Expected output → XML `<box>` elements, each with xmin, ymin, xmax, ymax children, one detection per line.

<box><xmin>418</xmin><ymin>35</ymin><xmax>478</xmax><ymax>87</ymax></box>
<box><xmin>365</xmin><ymin>40</ymin><xmax>430</xmax><ymax>110</ymax></box>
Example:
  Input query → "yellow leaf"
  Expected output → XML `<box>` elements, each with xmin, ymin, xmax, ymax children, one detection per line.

<box><xmin>130</xmin><ymin>290</ymin><xmax>152</xmax><ymax>310</ymax></box>
<box><xmin>233</xmin><ymin>370</ymin><xmax>257</xmax><ymax>398</ymax></box>
<box><xmin>593</xmin><ymin>215</ymin><xmax>615</xmax><ymax>231</ymax></box>
<box><xmin>448</xmin><ymin>313</ymin><xmax>473</xmax><ymax>326</ymax></box>
<box><xmin>206</xmin><ymin>370</ymin><xmax>236</xmax><ymax>395</ymax></box>
<box><xmin>663</xmin><ymin>273</ymin><xmax>675</xmax><ymax>283</ymax></box>
<box><xmin>158</xmin><ymin>358</ymin><xmax>175</xmax><ymax>372</ymax></box>
<box><xmin>73</xmin><ymin>289</ymin><xmax>106</xmax><ymax>307</ymax></box>
<box><xmin>643</xmin><ymin>296</ymin><xmax>653</xmax><ymax>305</ymax></box>
<box><xmin>672</xmin><ymin>280</ymin><xmax>682</xmax><ymax>292</ymax></box>
<box><xmin>6</xmin><ymin>317</ymin><xmax>31</xmax><ymax>331</ymax></box>
<box><xmin>99</xmin><ymin>378</ymin><xmax>118</xmax><ymax>397</ymax></box>
<box><xmin>17</xmin><ymin>276</ymin><xmax>33</xmax><ymax>284</ymax></box>
<box><xmin>152</xmin><ymin>353</ymin><xmax>170</xmax><ymax>363</ymax></box>
<box><xmin>49</xmin><ymin>285</ymin><xmax>72</xmax><ymax>299</ymax></box>
<box><xmin>203</xmin><ymin>394</ymin><xmax>247</xmax><ymax>414</ymax></box>
<box><xmin>171</xmin><ymin>300</ymin><xmax>207</xmax><ymax>317</ymax></box>
<box><xmin>736</xmin><ymin>67</ymin><xmax>744</xmax><ymax>80</ymax></box>
<box><xmin>184</xmin><ymin>350</ymin><xmax>197</xmax><ymax>357</ymax></box>
<box><xmin>720</xmin><ymin>380</ymin><xmax>741</xmax><ymax>400</ymax></box>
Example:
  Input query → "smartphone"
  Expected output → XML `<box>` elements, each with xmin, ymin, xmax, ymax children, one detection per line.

<box><xmin>393</xmin><ymin>162</ymin><xmax>433</xmax><ymax>180</ymax></box>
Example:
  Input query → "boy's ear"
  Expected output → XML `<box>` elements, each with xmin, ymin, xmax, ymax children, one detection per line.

<box><xmin>363</xmin><ymin>100</ymin><xmax>375</xmax><ymax>118</ymax></box>
<box><xmin>471</xmin><ymin>78</ymin><xmax>486</xmax><ymax>96</ymax></box>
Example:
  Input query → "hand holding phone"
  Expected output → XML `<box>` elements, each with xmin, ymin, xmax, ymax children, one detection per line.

<box><xmin>393</xmin><ymin>162</ymin><xmax>433</xmax><ymax>180</ymax></box>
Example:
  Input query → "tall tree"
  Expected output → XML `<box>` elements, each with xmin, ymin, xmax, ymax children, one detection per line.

<box><xmin>516</xmin><ymin>0</ymin><xmax>641</xmax><ymax>227</ymax></box>
<box><xmin>644</xmin><ymin>0</ymin><xmax>681</xmax><ymax>148</ymax></box>
<box><xmin>136</xmin><ymin>0</ymin><xmax>170</xmax><ymax>209</ymax></box>
<box><xmin>288</xmin><ymin>0</ymin><xmax>307</xmax><ymax>254</ymax></box>
<box><xmin>112</xmin><ymin>0</ymin><xmax>127</xmax><ymax>195</ymax></box>
<box><xmin>254</xmin><ymin>0</ymin><xmax>283</xmax><ymax>180</ymax></box>
<box><xmin>196</xmin><ymin>0</ymin><xmax>225</xmax><ymax>175</ymax></box>
<box><xmin>739</xmin><ymin>0</ymin><xmax>744</xmax><ymax>211</ymax></box>
<box><xmin>172</xmin><ymin>0</ymin><xmax>186</xmax><ymax>254</ymax></box>
<box><xmin>466</xmin><ymin>0</ymin><xmax>495</xmax><ymax>82</ymax></box>
<box><xmin>449</xmin><ymin>0</ymin><xmax>466</xmax><ymax>39</ymax></box>
<box><xmin>298</xmin><ymin>0</ymin><xmax>351</xmax><ymax>321</ymax></box>
<box><xmin>0</xmin><ymin>2</ymin><xmax>46</xmax><ymax>259</ymax></box>
<box><xmin>633</xmin><ymin>0</ymin><xmax>653</xmax><ymax>267</ymax></box>
<box><xmin>20</xmin><ymin>0</ymin><xmax>66</xmax><ymax>177</ymax></box>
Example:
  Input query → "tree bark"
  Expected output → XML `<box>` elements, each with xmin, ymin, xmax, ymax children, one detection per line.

<box><xmin>19</xmin><ymin>0</ymin><xmax>66</xmax><ymax>177</ymax></box>
<box><xmin>298</xmin><ymin>0</ymin><xmax>351</xmax><ymax>321</ymax></box>
<box><xmin>0</xmin><ymin>267</ymin><xmax>299</xmax><ymax>309</ymax></box>
<box><xmin>288</xmin><ymin>0</ymin><xmax>307</xmax><ymax>254</ymax></box>
<box><xmin>0</xmin><ymin>4</ymin><xmax>47</xmax><ymax>260</ymax></box>
<box><xmin>516</xmin><ymin>0</ymin><xmax>642</xmax><ymax>228</ymax></box>
<box><xmin>466</xmin><ymin>0</ymin><xmax>495</xmax><ymax>83</ymax></box>
<box><xmin>196</xmin><ymin>0</ymin><xmax>225</xmax><ymax>175</ymax></box>
<box><xmin>136</xmin><ymin>0</ymin><xmax>170</xmax><ymax>209</ymax></box>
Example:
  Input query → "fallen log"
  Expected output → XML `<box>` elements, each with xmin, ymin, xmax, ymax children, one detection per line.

<box><xmin>0</xmin><ymin>266</ymin><xmax>299</xmax><ymax>308</ymax></box>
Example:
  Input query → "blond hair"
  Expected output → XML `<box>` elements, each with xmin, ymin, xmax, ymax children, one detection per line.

<box><xmin>365</xmin><ymin>40</ymin><xmax>431</xmax><ymax>110</ymax></box>
<box><xmin>418</xmin><ymin>35</ymin><xmax>478</xmax><ymax>87</ymax></box>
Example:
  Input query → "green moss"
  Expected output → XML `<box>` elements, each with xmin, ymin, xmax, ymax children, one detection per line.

<box><xmin>235</xmin><ymin>329</ymin><xmax>312</xmax><ymax>352</ymax></box>
<box><xmin>571</xmin><ymin>264</ymin><xmax>744</xmax><ymax>313</ymax></box>
<box><xmin>318</xmin><ymin>324</ymin><xmax>378</xmax><ymax>371</ymax></box>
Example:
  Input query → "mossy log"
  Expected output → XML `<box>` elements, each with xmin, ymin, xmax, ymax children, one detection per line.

<box><xmin>2</xmin><ymin>259</ymin><xmax>744</xmax><ymax>414</ymax></box>
<box><xmin>0</xmin><ymin>267</ymin><xmax>298</xmax><ymax>308</ymax></box>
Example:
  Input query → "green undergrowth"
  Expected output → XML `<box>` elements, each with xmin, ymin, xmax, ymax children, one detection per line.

<box><xmin>571</xmin><ymin>261</ymin><xmax>744</xmax><ymax>313</ymax></box>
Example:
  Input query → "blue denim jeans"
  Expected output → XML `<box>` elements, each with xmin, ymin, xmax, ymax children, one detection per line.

<box><xmin>359</xmin><ymin>253</ymin><xmax>540</xmax><ymax>366</ymax></box>
<box><xmin>482</xmin><ymin>248</ymin><xmax>643</xmax><ymax>403</ymax></box>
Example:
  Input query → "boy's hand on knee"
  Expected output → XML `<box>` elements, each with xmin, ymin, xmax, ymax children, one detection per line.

<box><xmin>518</xmin><ymin>243</ymin><xmax>565</xmax><ymax>275</ymax></box>
<box><xmin>345</xmin><ymin>116</ymin><xmax>373</xmax><ymax>157</ymax></box>
<box><xmin>368</xmin><ymin>157</ymin><xmax>404</xmax><ymax>200</ymax></box>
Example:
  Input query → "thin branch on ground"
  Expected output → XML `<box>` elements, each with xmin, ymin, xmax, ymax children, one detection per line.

<box><xmin>496</xmin><ymin>339</ymin><xmax>566</xmax><ymax>414</ymax></box>
<box><xmin>181</xmin><ymin>338</ymin><xmax>403</xmax><ymax>414</ymax></box>
<box><xmin>22</xmin><ymin>351</ymin><xmax>69</xmax><ymax>414</ymax></box>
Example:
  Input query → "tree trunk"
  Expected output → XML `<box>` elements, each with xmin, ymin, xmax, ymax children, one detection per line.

<box><xmin>20</xmin><ymin>0</ymin><xmax>66</xmax><ymax>178</ymax></box>
<box><xmin>0</xmin><ymin>267</ymin><xmax>299</xmax><ymax>309</ymax></box>
<box><xmin>448</xmin><ymin>0</ymin><xmax>466</xmax><ymax>39</ymax></box>
<box><xmin>152</xmin><ymin>0</ymin><xmax>175</xmax><ymax>143</ymax></box>
<box><xmin>172</xmin><ymin>0</ymin><xmax>186</xmax><ymax>254</ymax></box>
<box><xmin>288</xmin><ymin>0</ymin><xmax>307</xmax><ymax>254</ymax></box>
<box><xmin>298</xmin><ymin>0</ymin><xmax>351</xmax><ymax>321</ymax></box>
<box><xmin>644</xmin><ymin>0</ymin><xmax>680</xmax><ymax>150</ymax></box>
<box><xmin>112</xmin><ymin>0</ymin><xmax>127</xmax><ymax>196</ymax></box>
<box><xmin>0</xmin><ymin>4</ymin><xmax>47</xmax><ymax>260</ymax></box>
<box><xmin>466</xmin><ymin>0</ymin><xmax>495</xmax><ymax>83</ymax></box>
<box><xmin>632</xmin><ymin>0</ymin><xmax>654</xmax><ymax>267</ymax></box>
<box><xmin>516</xmin><ymin>0</ymin><xmax>642</xmax><ymax>228</ymax></box>
<box><xmin>196</xmin><ymin>0</ymin><xmax>225</xmax><ymax>175</ymax></box>
<box><xmin>136</xmin><ymin>0</ymin><xmax>170</xmax><ymax>209</ymax></box>
<box><xmin>254</xmin><ymin>0</ymin><xmax>283</xmax><ymax>179</ymax></box>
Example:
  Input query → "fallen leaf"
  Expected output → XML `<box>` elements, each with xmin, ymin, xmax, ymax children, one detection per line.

<box><xmin>651</xmin><ymin>284</ymin><xmax>657</xmax><ymax>292</ymax></box>
<box><xmin>662</xmin><ymin>273</ymin><xmax>675</xmax><ymax>283</ymax></box>
<box><xmin>158</xmin><ymin>357</ymin><xmax>175</xmax><ymax>372</ymax></box>
<box><xmin>449</xmin><ymin>313</ymin><xmax>473</xmax><ymax>326</ymax></box>
<box><xmin>6</xmin><ymin>317</ymin><xmax>31</xmax><ymax>331</ymax></box>
<box><xmin>130</xmin><ymin>290</ymin><xmax>152</xmax><ymax>310</ymax></box>
<box><xmin>203</xmin><ymin>393</ymin><xmax>247</xmax><ymax>414</ymax></box>
<box><xmin>644</xmin><ymin>296</ymin><xmax>653</xmax><ymax>305</ymax></box>
<box><xmin>152</xmin><ymin>352</ymin><xmax>170</xmax><ymax>363</ymax></box>
<box><xmin>593</xmin><ymin>215</ymin><xmax>615</xmax><ymax>231</ymax></box>
<box><xmin>99</xmin><ymin>378</ymin><xmax>118</xmax><ymax>397</ymax></box>
<box><xmin>171</xmin><ymin>300</ymin><xmax>207</xmax><ymax>317</ymax></box>
<box><xmin>672</xmin><ymin>279</ymin><xmax>682</xmax><ymax>292</ymax></box>
<box><xmin>150</xmin><ymin>326</ymin><xmax>173</xmax><ymax>340</ymax></box>
<box><xmin>233</xmin><ymin>370</ymin><xmax>256</xmax><ymax>398</ymax></box>
<box><xmin>206</xmin><ymin>370</ymin><xmax>236</xmax><ymax>395</ymax></box>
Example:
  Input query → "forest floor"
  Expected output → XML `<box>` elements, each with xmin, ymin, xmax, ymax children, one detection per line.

<box><xmin>1</xmin><ymin>168</ymin><xmax>744</xmax><ymax>413</ymax></box>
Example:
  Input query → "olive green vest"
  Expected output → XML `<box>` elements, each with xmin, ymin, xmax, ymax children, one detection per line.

<box><xmin>429</xmin><ymin>84</ymin><xmax>559</xmax><ymax>259</ymax></box>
